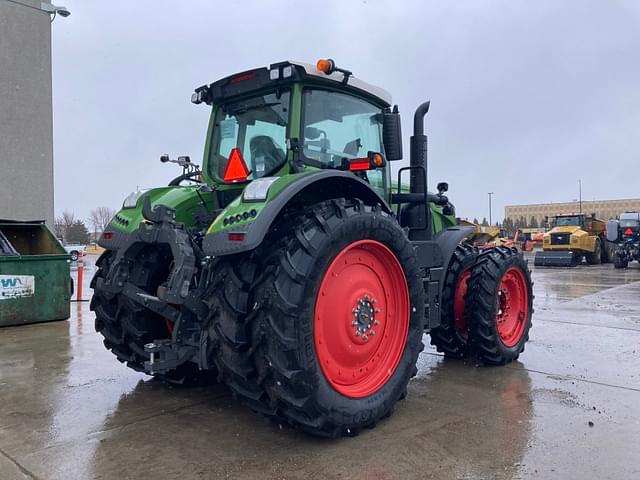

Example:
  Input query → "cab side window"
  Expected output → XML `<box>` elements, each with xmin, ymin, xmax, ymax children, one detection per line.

<box><xmin>302</xmin><ymin>89</ymin><xmax>384</xmax><ymax>168</ymax></box>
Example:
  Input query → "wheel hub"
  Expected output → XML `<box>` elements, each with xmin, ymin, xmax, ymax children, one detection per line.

<box><xmin>495</xmin><ymin>267</ymin><xmax>528</xmax><ymax>347</ymax></box>
<box><xmin>351</xmin><ymin>294</ymin><xmax>380</xmax><ymax>341</ymax></box>
<box><xmin>313</xmin><ymin>239</ymin><xmax>410</xmax><ymax>398</ymax></box>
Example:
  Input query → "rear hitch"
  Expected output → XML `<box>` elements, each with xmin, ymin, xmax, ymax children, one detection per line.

<box><xmin>144</xmin><ymin>340</ymin><xmax>195</xmax><ymax>375</ymax></box>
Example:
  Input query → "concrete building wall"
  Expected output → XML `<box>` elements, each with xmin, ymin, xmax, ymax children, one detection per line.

<box><xmin>505</xmin><ymin>198</ymin><xmax>640</xmax><ymax>227</ymax></box>
<box><xmin>0</xmin><ymin>0</ymin><xmax>54</xmax><ymax>226</ymax></box>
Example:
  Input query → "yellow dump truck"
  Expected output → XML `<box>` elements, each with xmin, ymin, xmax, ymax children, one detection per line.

<box><xmin>534</xmin><ymin>213</ymin><xmax>610</xmax><ymax>267</ymax></box>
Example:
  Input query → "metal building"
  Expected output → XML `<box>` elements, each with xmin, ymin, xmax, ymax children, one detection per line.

<box><xmin>0</xmin><ymin>0</ymin><xmax>57</xmax><ymax>226</ymax></box>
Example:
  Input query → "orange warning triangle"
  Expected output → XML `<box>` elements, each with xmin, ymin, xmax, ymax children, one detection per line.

<box><xmin>223</xmin><ymin>147</ymin><xmax>249</xmax><ymax>182</ymax></box>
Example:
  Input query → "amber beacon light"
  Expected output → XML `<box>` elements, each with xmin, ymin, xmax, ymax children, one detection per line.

<box><xmin>316</xmin><ymin>58</ymin><xmax>336</xmax><ymax>74</ymax></box>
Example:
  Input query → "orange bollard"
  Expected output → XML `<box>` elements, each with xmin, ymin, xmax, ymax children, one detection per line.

<box><xmin>76</xmin><ymin>251</ymin><xmax>83</xmax><ymax>302</ymax></box>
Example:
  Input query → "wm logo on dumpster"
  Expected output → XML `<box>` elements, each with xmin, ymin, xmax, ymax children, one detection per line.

<box><xmin>1</xmin><ymin>278</ymin><xmax>20</xmax><ymax>288</ymax></box>
<box><xmin>0</xmin><ymin>275</ymin><xmax>35</xmax><ymax>300</ymax></box>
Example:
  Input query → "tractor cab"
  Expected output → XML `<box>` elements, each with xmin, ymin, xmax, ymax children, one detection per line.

<box><xmin>619</xmin><ymin>212</ymin><xmax>640</xmax><ymax>239</ymax></box>
<box><xmin>196</xmin><ymin>60</ymin><xmax>396</xmax><ymax>203</ymax></box>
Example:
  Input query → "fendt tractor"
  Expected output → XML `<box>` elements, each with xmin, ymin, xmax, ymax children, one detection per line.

<box><xmin>534</xmin><ymin>213</ymin><xmax>611</xmax><ymax>267</ymax></box>
<box><xmin>607</xmin><ymin>212</ymin><xmax>640</xmax><ymax>269</ymax></box>
<box><xmin>92</xmin><ymin>59</ymin><xmax>533</xmax><ymax>437</ymax></box>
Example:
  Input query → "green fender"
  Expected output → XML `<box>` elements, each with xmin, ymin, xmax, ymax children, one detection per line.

<box><xmin>203</xmin><ymin>170</ymin><xmax>392</xmax><ymax>257</ymax></box>
<box><xmin>98</xmin><ymin>186</ymin><xmax>214</xmax><ymax>250</ymax></box>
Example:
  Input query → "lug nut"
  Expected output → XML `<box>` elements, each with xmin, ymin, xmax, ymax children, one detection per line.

<box><xmin>362</xmin><ymin>334</ymin><xmax>368</xmax><ymax>341</ymax></box>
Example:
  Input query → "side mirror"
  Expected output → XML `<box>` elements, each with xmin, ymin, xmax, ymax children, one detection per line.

<box><xmin>382</xmin><ymin>106</ymin><xmax>403</xmax><ymax>161</ymax></box>
<box><xmin>160</xmin><ymin>154</ymin><xmax>170</xmax><ymax>163</ymax></box>
<box><xmin>437</xmin><ymin>182</ymin><xmax>448</xmax><ymax>194</ymax></box>
<box><xmin>304</xmin><ymin>127</ymin><xmax>321</xmax><ymax>139</ymax></box>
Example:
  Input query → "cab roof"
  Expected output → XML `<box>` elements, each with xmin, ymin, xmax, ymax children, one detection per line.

<box><xmin>192</xmin><ymin>60</ymin><xmax>392</xmax><ymax>107</ymax></box>
<box><xmin>288</xmin><ymin>61</ymin><xmax>392</xmax><ymax>105</ymax></box>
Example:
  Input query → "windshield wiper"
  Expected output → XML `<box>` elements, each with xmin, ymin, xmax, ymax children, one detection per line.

<box><xmin>226</xmin><ymin>102</ymin><xmax>282</xmax><ymax>115</ymax></box>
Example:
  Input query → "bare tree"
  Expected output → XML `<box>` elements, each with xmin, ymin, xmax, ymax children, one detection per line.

<box><xmin>54</xmin><ymin>210</ymin><xmax>76</xmax><ymax>241</ymax></box>
<box><xmin>88</xmin><ymin>206</ymin><xmax>116</xmax><ymax>241</ymax></box>
<box><xmin>89</xmin><ymin>207</ymin><xmax>116</xmax><ymax>232</ymax></box>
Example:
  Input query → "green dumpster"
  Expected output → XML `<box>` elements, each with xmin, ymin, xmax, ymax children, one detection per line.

<box><xmin>0</xmin><ymin>220</ymin><xmax>71</xmax><ymax>327</ymax></box>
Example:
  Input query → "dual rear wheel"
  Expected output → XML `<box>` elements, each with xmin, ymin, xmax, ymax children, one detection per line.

<box><xmin>430</xmin><ymin>245</ymin><xmax>533</xmax><ymax>364</ymax></box>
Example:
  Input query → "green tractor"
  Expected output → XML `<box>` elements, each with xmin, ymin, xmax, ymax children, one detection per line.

<box><xmin>91</xmin><ymin>59</ymin><xmax>533</xmax><ymax>437</ymax></box>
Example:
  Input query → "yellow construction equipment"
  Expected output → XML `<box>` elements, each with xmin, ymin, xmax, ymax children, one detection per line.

<box><xmin>458</xmin><ymin>220</ymin><xmax>519</xmax><ymax>249</ymax></box>
<box><xmin>534</xmin><ymin>213</ymin><xmax>610</xmax><ymax>267</ymax></box>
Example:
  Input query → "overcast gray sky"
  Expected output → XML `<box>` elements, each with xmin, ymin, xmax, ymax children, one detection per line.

<box><xmin>51</xmin><ymin>0</ymin><xmax>640</xmax><ymax>223</ymax></box>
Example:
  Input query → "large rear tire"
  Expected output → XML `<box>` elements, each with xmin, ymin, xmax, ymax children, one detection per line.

<box><xmin>210</xmin><ymin>199</ymin><xmax>424</xmax><ymax>437</ymax></box>
<box><xmin>429</xmin><ymin>243</ymin><xmax>478</xmax><ymax>358</ymax></box>
<box><xmin>91</xmin><ymin>249</ymin><xmax>215</xmax><ymax>385</ymax></box>
<box><xmin>586</xmin><ymin>239</ymin><xmax>602</xmax><ymax>265</ymax></box>
<box><xmin>465</xmin><ymin>247</ymin><xmax>533</xmax><ymax>365</ymax></box>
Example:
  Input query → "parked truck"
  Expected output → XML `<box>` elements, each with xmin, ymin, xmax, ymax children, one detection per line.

<box><xmin>534</xmin><ymin>213</ymin><xmax>611</xmax><ymax>267</ymax></box>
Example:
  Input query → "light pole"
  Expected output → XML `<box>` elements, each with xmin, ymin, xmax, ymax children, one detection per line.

<box><xmin>578</xmin><ymin>179</ymin><xmax>582</xmax><ymax>214</ymax></box>
<box><xmin>488</xmin><ymin>192</ymin><xmax>494</xmax><ymax>225</ymax></box>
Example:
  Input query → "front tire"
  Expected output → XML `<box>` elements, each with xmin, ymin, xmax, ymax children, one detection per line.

<box><xmin>465</xmin><ymin>247</ymin><xmax>533</xmax><ymax>365</ymax></box>
<box><xmin>613</xmin><ymin>252</ymin><xmax>628</xmax><ymax>269</ymax></box>
<box><xmin>217</xmin><ymin>199</ymin><xmax>424</xmax><ymax>437</ymax></box>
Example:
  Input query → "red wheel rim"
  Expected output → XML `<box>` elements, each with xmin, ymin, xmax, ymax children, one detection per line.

<box><xmin>313</xmin><ymin>240</ymin><xmax>409</xmax><ymax>398</ymax></box>
<box><xmin>452</xmin><ymin>268</ymin><xmax>471</xmax><ymax>340</ymax></box>
<box><xmin>496</xmin><ymin>267</ymin><xmax>528</xmax><ymax>347</ymax></box>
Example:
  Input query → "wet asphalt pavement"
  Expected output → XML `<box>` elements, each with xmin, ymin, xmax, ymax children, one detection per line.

<box><xmin>1</xmin><ymin>253</ymin><xmax>639</xmax><ymax>479</ymax></box>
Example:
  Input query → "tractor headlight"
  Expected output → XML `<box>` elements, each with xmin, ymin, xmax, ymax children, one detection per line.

<box><xmin>243</xmin><ymin>177</ymin><xmax>278</xmax><ymax>202</ymax></box>
<box><xmin>123</xmin><ymin>189</ymin><xmax>149</xmax><ymax>209</ymax></box>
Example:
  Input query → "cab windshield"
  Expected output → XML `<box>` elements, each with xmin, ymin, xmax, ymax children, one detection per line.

<box><xmin>620</xmin><ymin>212</ymin><xmax>640</xmax><ymax>228</ymax></box>
<box><xmin>208</xmin><ymin>90</ymin><xmax>290</xmax><ymax>181</ymax></box>
<box><xmin>554</xmin><ymin>215</ymin><xmax>583</xmax><ymax>227</ymax></box>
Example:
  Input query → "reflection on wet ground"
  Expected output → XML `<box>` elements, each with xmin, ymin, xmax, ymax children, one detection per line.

<box><xmin>1</xmin><ymin>254</ymin><xmax>639</xmax><ymax>479</ymax></box>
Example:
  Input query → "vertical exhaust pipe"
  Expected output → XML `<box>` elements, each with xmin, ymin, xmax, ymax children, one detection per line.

<box><xmin>409</xmin><ymin>101</ymin><xmax>431</xmax><ymax>240</ymax></box>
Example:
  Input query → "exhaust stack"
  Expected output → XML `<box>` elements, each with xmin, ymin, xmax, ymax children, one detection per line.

<box><xmin>409</xmin><ymin>101</ymin><xmax>431</xmax><ymax>240</ymax></box>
